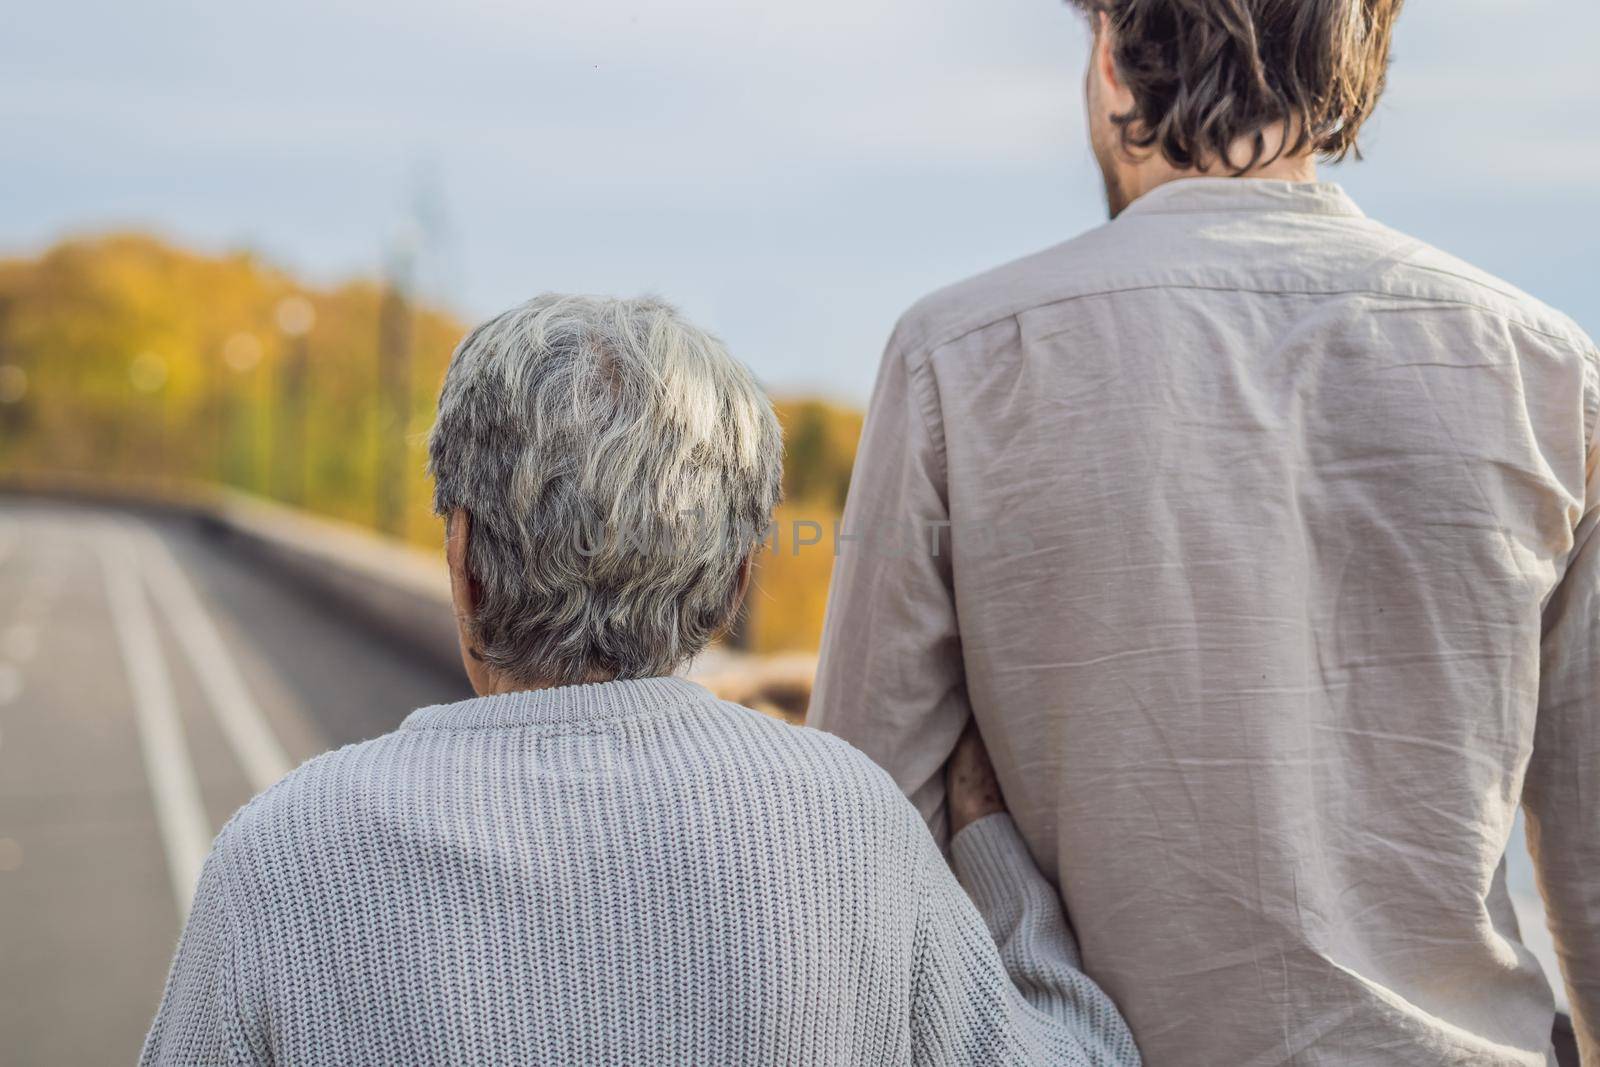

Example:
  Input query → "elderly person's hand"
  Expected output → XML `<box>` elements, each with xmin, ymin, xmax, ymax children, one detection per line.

<box><xmin>946</xmin><ymin>718</ymin><xmax>1007</xmax><ymax>836</ymax></box>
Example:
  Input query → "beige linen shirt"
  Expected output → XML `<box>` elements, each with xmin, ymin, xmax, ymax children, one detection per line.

<box><xmin>809</xmin><ymin>179</ymin><xmax>1600</xmax><ymax>1066</ymax></box>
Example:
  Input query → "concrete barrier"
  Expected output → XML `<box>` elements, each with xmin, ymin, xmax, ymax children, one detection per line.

<box><xmin>0</xmin><ymin>474</ymin><xmax>816</xmax><ymax>715</ymax></box>
<box><xmin>208</xmin><ymin>493</ymin><xmax>819</xmax><ymax>717</ymax></box>
<box><xmin>205</xmin><ymin>492</ymin><xmax>462</xmax><ymax>678</ymax></box>
<box><xmin>0</xmin><ymin>473</ymin><xmax>463</xmax><ymax>677</ymax></box>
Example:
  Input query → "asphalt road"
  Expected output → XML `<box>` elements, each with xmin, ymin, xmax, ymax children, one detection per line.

<box><xmin>0</xmin><ymin>494</ymin><xmax>1572</xmax><ymax>1064</ymax></box>
<box><xmin>0</xmin><ymin>496</ymin><xmax>469</xmax><ymax>1065</ymax></box>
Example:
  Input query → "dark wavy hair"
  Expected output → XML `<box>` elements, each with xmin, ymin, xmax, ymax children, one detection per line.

<box><xmin>1075</xmin><ymin>0</ymin><xmax>1404</xmax><ymax>172</ymax></box>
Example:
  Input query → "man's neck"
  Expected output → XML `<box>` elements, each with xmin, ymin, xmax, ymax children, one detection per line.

<box><xmin>1124</xmin><ymin>152</ymin><xmax>1319</xmax><ymax>207</ymax></box>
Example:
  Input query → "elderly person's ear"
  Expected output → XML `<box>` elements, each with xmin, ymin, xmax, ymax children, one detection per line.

<box><xmin>445</xmin><ymin>508</ymin><xmax>495</xmax><ymax>694</ymax></box>
<box><xmin>710</xmin><ymin>554</ymin><xmax>757</xmax><ymax>648</ymax></box>
<box><xmin>445</xmin><ymin>508</ymin><xmax>476</xmax><ymax>615</ymax></box>
<box><xmin>733</xmin><ymin>553</ymin><xmax>755</xmax><ymax>611</ymax></box>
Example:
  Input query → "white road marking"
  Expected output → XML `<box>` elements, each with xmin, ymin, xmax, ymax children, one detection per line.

<box><xmin>0</xmin><ymin>663</ymin><xmax>20</xmax><ymax>705</ymax></box>
<box><xmin>100</xmin><ymin>526</ymin><xmax>212</xmax><ymax>920</ymax></box>
<box><xmin>135</xmin><ymin>525</ymin><xmax>293</xmax><ymax>793</ymax></box>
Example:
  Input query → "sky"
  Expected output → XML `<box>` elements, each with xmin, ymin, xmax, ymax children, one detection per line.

<box><xmin>3</xmin><ymin>0</ymin><xmax>1597</xmax><ymax>403</ymax></box>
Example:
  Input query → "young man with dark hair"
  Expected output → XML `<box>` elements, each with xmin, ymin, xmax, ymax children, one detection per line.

<box><xmin>810</xmin><ymin>2</ymin><xmax>1599</xmax><ymax>1063</ymax></box>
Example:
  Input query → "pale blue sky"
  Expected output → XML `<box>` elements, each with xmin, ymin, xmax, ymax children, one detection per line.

<box><xmin>3</xmin><ymin>0</ymin><xmax>1596</xmax><ymax>401</ymax></box>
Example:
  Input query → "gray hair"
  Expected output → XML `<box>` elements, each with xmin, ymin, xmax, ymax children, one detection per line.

<box><xmin>428</xmin><ymin>294</ymin><xmax>783</xmax><ymax>685</ymax></box>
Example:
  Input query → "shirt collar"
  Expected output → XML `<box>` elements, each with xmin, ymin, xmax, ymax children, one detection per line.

<box><xmin>1119</xmin><ymin>177</ymin><xmax>1365</xmax><ymax>220</ymax></box>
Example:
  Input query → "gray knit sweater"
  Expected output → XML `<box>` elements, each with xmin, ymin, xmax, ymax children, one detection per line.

<box><xmin>140</xmin><ymin>677</ymin><xmax>1138</xmax><ymax>1066</ymax></box>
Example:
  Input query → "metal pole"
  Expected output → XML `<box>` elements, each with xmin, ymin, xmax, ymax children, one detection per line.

<box><xmin>273</xmin><ymin>297</ymin><xmax>315</xmax><ymax>506</ymax></box>
<box><xmin>376</xmin><ymin>277</ymin><xmax>412</xmax><ymax>537</ymax></box>
<box><xmin>277</xmin><ymin>334</ymin><xmax>309</xmax><ymax>505</ymax></box>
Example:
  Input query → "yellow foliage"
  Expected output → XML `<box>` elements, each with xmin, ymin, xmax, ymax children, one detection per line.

<box><xmin>772</xmin><ymin>398</ymin><xmax>863</xmax><ymax>510</ymax></box>
<box><xmin>746</xmin><ymin>502</ymin><xmax>844</xmax><ymax>654</ymax></box>
<box><xmin>0</xmin><ymin>233</ymin><xmax>866</xmax><ymax>654</ymax></box>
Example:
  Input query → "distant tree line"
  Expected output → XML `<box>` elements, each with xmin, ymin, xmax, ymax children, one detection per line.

<box><xmin>0</xmin><ymin>233</ymin><xmax>863</xmax><ymax>653</ymax></box>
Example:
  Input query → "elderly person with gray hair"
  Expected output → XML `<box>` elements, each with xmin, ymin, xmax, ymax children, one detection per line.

<box><xmin>139</xmin><ymin>295</ymin><xmax>1138</xmax><ymax>1067</ymax></box>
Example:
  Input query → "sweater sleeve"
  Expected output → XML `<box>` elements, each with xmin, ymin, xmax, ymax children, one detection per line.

<box><xmin>909</xmin><ymin>814</ymin><xmax>1140</xmax><ymax>1067</ymax></box>
<box><xmin>139</xmin><ymin>845</ymin><xmax>265</xmax><ymax>1067</ymax></box>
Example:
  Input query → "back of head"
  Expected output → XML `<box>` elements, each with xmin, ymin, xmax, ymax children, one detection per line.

<box><xmin>1075</xmin><ymin>0</ymin><xmax>1404</xmax><ymax>172</ymax></box>
<box><xmin>428</xmin><ymin>294</ymin><xmax>783</xmax><ymax>687</ymax></box>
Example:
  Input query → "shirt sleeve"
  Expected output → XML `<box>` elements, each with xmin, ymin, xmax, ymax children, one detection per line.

<box><xmin>909</xmin><ymin>813</ymin><xmax>1140</xmax><ymax>1067</ymax></box>
<box><xmin>139</xmin><ymin>845</ymin><xmax>265</xmax><ymax>1067</ymax></box>
<box><xmin>1525</xmin><ymin>353</ymin><xmax>1600</xmax><ymax>1062</ymax></box>
<box><xmin>807</xmin><ymin>320</ymin><xmax>971</xmax><ymax>845</ymax></box>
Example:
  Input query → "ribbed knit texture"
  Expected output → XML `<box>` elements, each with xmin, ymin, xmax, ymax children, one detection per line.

<box><xmin>140</xmin><ymin>677</ymin><xmax>1139</xmax><ymax>1066</ymax></box>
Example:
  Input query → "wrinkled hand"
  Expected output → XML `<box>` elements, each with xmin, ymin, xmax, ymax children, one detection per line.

<box><xmin>946</xmin><ymin>719</ymin><xmax>1007</xmax><ymax>837</ymax></box>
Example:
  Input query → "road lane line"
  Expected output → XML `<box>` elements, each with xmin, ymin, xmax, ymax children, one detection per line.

<box><xmin>135</xmin><ymin>525</ymin><xmax>294</xmax><ymax>794</ymax></box>
<box><xmin>99</xmin><ymin>526</ymin><xmax>212</xmax><ymax>920</ymax></box>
